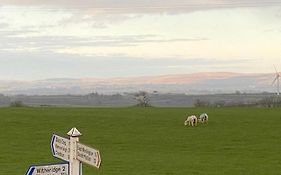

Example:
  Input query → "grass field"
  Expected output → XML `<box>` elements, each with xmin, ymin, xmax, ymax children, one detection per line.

<box><xmin>0</xmin><ymin>107</ymin><xmax>281</xmax><ymax>175</ymax></box>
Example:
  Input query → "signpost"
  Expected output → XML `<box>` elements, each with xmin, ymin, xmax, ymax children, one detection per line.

<box><xmin>51</xmin><ymin>134</ymin><xmax>70</xmax><ymax>162</ymax></box>
<box><xmin>25</xmin><ymin>128</ymin><xmax>101</xmax><ymax>175</ymax></box>
<box><xmin>67</xmin><ymin>128</ymin><xmax>82</xmax><ymax>175</ymax></box>
<box><xmin>26</xmin><ymin>163</ymin><xmax>69</xmax><ymax>175</ymax></box>
<box><xmin>77</xmin><ymin>142</ymin><xmax>101</xmax><ymax>168</ymax></box>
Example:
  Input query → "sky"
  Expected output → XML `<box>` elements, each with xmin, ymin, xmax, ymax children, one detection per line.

<box><xmin>0</xmin><ymin>0</ymin><xmax>281</xmax><ymax>80</ymax></box>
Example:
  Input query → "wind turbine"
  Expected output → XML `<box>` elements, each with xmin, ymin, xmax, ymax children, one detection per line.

<box><xmin>272</xmin><ymin>65</ymin><xmax>281</xmax><ymax>96</ymax></box>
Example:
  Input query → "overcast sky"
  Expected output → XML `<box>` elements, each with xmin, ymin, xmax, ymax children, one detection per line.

<box><xmin>0</xmin><ymin>0</ymin><xmax>281</xmax><ymax>80</ymax></box>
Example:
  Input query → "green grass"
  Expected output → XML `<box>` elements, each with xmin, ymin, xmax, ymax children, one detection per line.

<box><xmin>0</xmin><ymin>107</ymin><xmax>281</xmax><ymax>175</ymax></box>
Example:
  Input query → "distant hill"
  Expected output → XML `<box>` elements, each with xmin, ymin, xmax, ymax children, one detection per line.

<box><xmin>0</xmin><ymin>72</ymin><xmax>276</xmax><ymax>95</ymax></box>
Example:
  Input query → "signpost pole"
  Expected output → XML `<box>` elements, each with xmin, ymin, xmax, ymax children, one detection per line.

<box><xmin>67</xmin><ymin>128</ymin><xmax>82</xmax><ymax>175</ymax></box>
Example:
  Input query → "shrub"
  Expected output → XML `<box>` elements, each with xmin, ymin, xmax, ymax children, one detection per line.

<box><xmin>10</xmin><ymin>101</ymin><xmax>25</xmax><ymax>107</ymax></box>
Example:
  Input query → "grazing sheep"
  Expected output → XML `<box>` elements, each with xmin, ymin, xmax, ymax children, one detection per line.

<box><xmin>184</xmin><ymin>115</ymin><xmax>198</xmax><ymax>126</ymax></box>
<box><xmin>199</xmin><ymin>113</ymin><xmax>208</xmax><ymax>123</ymax></box>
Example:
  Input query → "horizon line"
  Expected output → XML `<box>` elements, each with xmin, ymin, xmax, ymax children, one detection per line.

<box><xmin>0</xmin><ymin>71</ymin><xmax>275</xmax><ymax>82</ymax></box>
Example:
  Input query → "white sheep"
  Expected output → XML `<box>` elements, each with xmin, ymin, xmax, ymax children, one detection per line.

<box><xmin>184</xmin><ymin>115</ymin><xmax>198</xmax><ymax>126</ymax></box>
<box><xmin>199</xmin><ymin>113</ymin><xmax>208</xmax><ymax>123</ymax></box>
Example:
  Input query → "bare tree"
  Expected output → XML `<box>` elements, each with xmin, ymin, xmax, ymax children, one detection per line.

<box><xmin>193</xmin><ymin>99</ymin><xmax>210</xmax><ymax>107</ymax></box>
<box><xmin>134</xmin><ymin>91</ymin><xmax>151</xmax><ymax>107</ymax></box>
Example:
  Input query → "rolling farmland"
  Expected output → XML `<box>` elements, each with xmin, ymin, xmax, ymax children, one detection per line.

<box><xmin>0</xmin><ymin>107</ymin><xmax>280</xmax><ymax>175</ymax></box>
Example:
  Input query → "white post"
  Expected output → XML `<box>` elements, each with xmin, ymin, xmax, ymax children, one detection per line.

<box><xmin>67</xmin><ymin>128</ymin><xmax>82</xmax><ymax>175</ymax></box>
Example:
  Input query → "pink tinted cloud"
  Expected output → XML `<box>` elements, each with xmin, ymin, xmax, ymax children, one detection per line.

<box><xmin>80</xmin><ymin>72</ymin><xmax>243</xmax><ymax>85</ymax></box>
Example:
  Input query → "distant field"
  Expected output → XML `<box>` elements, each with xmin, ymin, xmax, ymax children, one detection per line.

<box><xmin>0</xmin><ymin>107</ymin><xmax>280</xmax><ymax>175</ymax></box>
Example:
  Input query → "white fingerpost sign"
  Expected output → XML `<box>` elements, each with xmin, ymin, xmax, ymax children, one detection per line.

<box><xmin>25</xmin><ymin>163</ymin><xmax>69</xmax><ymax>175</ymax></box>
<box><xmin>51</xmin><ymin>134</ymin><xmax>70</xmax><ymax>162</ymax></box>
<box><xmin>25</xmin><ymin>127</ymin><xmax>101</xmax><ymax>175</ymax></box>
<box><xmin>77</xmin><ymin>142</ymin><xmax>101</xmax><ymax>168</ymax></box>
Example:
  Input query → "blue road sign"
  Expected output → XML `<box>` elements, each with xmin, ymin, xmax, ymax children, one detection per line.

<box><xmin>25</xmin><ymin>163</ymin><xmax>69</xmax><ymax>175</ymax></box>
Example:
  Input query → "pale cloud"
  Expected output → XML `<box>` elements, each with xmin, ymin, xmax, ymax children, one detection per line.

<box><xmin>0</xmin><ymin>1</ymin><xmax>281</xmax><ymax>14</ymax></box>
<box><xmin>0</xmin><ymin>51</ymin><xmax>260</xmax><ymax>80</ymax></box>
<box><xmin>0</xmin><ymin>22</ymin><xmax>9</xmax><ymax>28</ymax></box>
<box><xmin>0</xmin><ymin>30</ymin><xmax>38</xmax><ymax>37</ymax></box>
<box><xmin>1</xmin><ymin>6</ymin><xmax>281</xmax><ymax>61</ymax></box>
<box><xmin>58</xmin><ymin>13</ymin><xmax>142</xmax><ymax>29</ymax></box>
<box><xmin>0</xmin><ymin>34</ymin><xmax>208</xmax><ymax>54</ymax></box>
<box><xmin>1</xmin><ymin>1</ymin><xmax>281</xmax><ymax>80</ymax></box>
<box><xmin>53</xmin><ymin>38</ymin><xmax>281</xmax><ymax>61</ymax></box>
